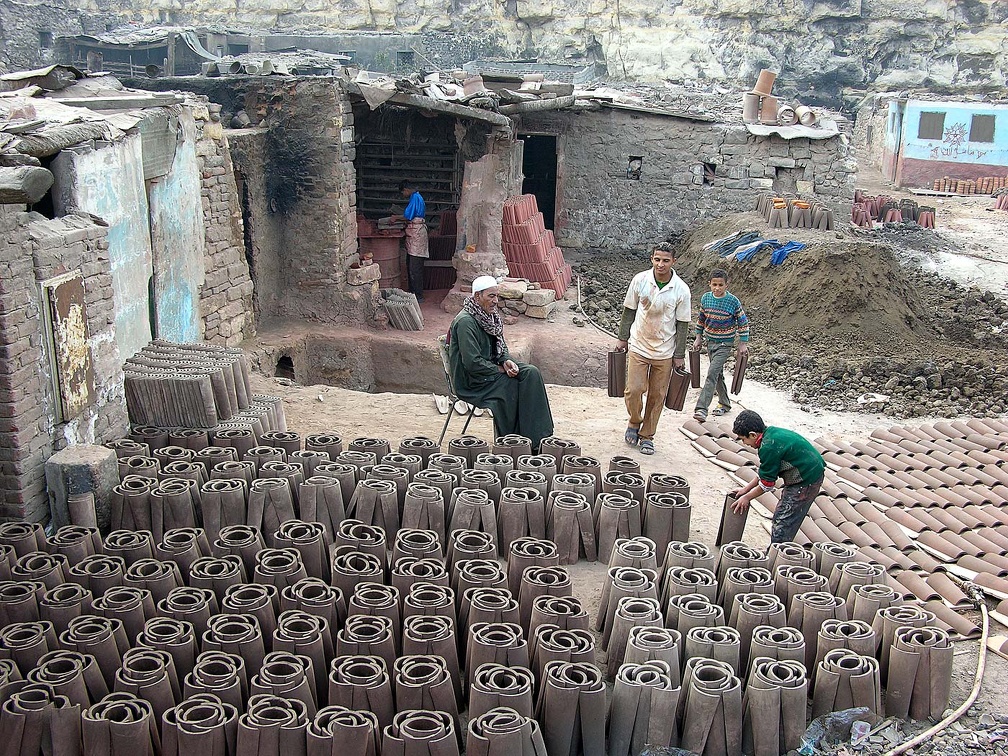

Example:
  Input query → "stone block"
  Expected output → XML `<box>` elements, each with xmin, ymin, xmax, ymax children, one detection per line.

<box><xmin>796</xmin><ymin>180</ymin><xmax>814</xmax><ymax>193</ymax></box>
<box><xmin>498</xmin><ymin>278</ymin><xmax>528</xmax><ymax>299</ymax></box>
<box><xmin>525</xmin><ymin>302</ymin><xmax>556</xmax><ymax>319</ymax></box>
<box><xmin>45</xmin><ymin>444</ymin><xmax>118</xmax><ymax>530</ymax></box>
<box><xmin>347</xmin><ymin>262</ymin><xmax>381</xmax><ymax>285</ymax></box>
<box><xmin>523</xmin><ymin>288</ymin><xmax>556</xmax><ymax>307</ymax></box>
<box><xmin>768</xmin><ymin>157</ymin><xmax>796</xmax><ymax>168</ymax></box>
<box><xmin>750</xmin><ymin>178</ymin><xmax>774</xmax><ymax>190</ymax></box>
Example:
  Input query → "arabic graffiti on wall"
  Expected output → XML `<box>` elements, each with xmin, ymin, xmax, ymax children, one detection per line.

<box><xmin>929</xmin><ymin>122</ymin><xmax>989</xmax><ymax>161</ymax></box>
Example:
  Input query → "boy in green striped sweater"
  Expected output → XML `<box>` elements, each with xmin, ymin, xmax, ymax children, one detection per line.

<box><xmin>692</xmin><ymin>268</ymin><xmax>749</xmax><ymax>421</ymax></box>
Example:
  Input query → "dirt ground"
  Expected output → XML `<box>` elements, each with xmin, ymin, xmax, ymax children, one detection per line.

<box><xmin>245</xmin><ymin>162</ymin><xmax>1008</xmax><ymax>738</ymax></box>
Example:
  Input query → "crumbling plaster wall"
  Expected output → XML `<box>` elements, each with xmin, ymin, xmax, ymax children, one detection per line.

<box><xmin>5</xmin><ymin>0</ymin><xmax>1008</xmax><ymax>102</ymax></box>
<box><xmin>516</xmin><ymin>109</ymin><xmax>856</xmax><ymax>250</ymax></box>
<box><xmin>0</xmin><ymin>206</ymin><xmax>126</xmax><ymax>521</ymax></box>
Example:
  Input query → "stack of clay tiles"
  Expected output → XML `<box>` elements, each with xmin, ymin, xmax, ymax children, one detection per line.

<box><xmin>682</xmin><ymin>415</ymin><xmax>1008</xmax><ymax>639</ymax></box>
<box><xmin>851</xmin><ymin>190</ymin><xmax>936</xmax><ymax>229</ymax></box>
<box><xmin>501</xmin><ymin>194</ymin><xmax>572</xmax><ymax>297</ymax></box>
<box><xmin>995</xmin><ymin>192</ymin><xmax>1008</xmax><ymax>212</ymax></box>
<box><xmin>934</xmin><ymin>175</ymin><xmax>1008</xmax><ymax>195</ymax></box>
<box><xmin>124</xmin><ymin>340</ymin><xmax>254</xmax><ymax>429</ymax></box>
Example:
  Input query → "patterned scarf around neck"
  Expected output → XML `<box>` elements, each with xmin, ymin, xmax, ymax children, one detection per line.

<box><xmin>463</xmin><ymin>295</ymin><xmax>506</xmax><ymax>361</ymax></box>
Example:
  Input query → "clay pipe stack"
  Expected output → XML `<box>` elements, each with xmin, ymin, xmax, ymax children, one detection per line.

<box><xmin>742</xmin><ymin>658</ymin><xmax>808</xmax><ymax>756</ymax></box>
<box><xmin>467</xmin><ymin>707</ymin><xmax>546</xmax><ymax>756</ymax></box>
<box><xmin>885</xmin><ymin>626</ymin><xmax>953</xmax><ymax>720</ymax></box>
<box><xmin>535</xmin><ymin>661</ymin><xmax>606</xmax><ymax>756</ymax></box>
<box><xmin>608</xmin><ymin>660</ymin><xmax>681</xmax><ymax>756</ymax></box>
<box><xmin>678</xmin><ymin>657</ymin><xmax>743</xmax><ymax>756</ymax></box>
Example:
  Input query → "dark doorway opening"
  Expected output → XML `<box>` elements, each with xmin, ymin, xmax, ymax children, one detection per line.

<box><xmin>520</xmin><ymin>135</ymin><xmax>557</xmax><ymax>230</ymax></box>
<box><xmin>275</xmin><ymin>355</ymin><xmax>295</xmax><ymax>381</ymax></box>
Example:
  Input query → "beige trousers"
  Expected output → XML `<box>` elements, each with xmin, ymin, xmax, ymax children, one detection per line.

<box><xmin>624</xmin><ymin>351</ymin><xmax>675</xmax><ymax>440</ymax></box>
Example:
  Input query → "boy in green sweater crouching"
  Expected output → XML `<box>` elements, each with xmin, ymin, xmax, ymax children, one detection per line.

<box><xmin>693</xmin><ymin>268</ymin><xmax>748</xmax><ymax>421</ymax></box>
<box><xmin>730</xmin><ymin>409</ymin><xmax>825</xmax><ymax>543</ymax></box>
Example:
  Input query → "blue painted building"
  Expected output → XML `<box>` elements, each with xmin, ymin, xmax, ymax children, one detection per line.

<box><xmin>881</xmin><ymin>99</ymin><xmax>1008</xmax><ymax>188</ymax></box>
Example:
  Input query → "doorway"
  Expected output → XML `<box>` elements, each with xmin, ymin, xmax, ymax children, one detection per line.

<box><xmin>520</xmin><ymin>135</ymin><xmax>558</xmax><ymax>230</ymax></box>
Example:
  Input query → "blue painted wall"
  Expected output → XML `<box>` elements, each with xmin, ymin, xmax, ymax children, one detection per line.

<box><xmin>52</xmin><ymin>134</ymin><xmax>155</xmax><ymax>362</ymax></box>
<box><xmin>149</xmin><ymin>111</ymin><xmax>206</xmax><ymax>343</ymax></box>
<box><xmin>898</xmin><ymin>100</ymin><xmax>1008</xmax><ymax>167</ymax></box>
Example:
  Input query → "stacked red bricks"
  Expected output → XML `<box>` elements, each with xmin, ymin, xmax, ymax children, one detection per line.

<box><xmin>502</xmin><ymin>194</ymin><xmax>572</xmax><ymax>297</ymax></box>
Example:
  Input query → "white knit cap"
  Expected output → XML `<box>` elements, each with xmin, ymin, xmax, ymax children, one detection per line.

<box><xmin>471</xmin><ymin>275</ymin><xmax>498</xmax><ymax>293</ymax></box>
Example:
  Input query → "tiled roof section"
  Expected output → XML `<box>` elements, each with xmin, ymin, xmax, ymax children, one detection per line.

<box><xmin>682</xmin><ymin>416</ymin><xmax>1008</xmax><ymax>639</ymax></box>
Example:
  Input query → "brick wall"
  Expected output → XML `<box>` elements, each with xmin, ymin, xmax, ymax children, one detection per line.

<box><xmin>194</xmin><ymin>103</ymin><xmax>256</xmax><ymax>345</ymax></box>
<box><xmin>515</xmin><ymin>109</ymin><xmax>856</xmax><ymax>250</ymax></box>
<box><xmin>0</xmin><ymin>207</ymin><xmax>127</xmax><ymax>521</ymax></box>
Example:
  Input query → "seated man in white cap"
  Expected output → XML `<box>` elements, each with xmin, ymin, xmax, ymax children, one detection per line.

<box><xmin>447</xmin><ymin>275</ymin><xmax>554</xmax><ymax>451</ymax></box>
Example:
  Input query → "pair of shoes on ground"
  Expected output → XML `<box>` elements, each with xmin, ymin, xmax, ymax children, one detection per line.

<box><xmin>694</xmin><ymin>404</ymin><xmax>731</xmax><ymax>422</ymax></box>
<box><xmin>624</xmin><ymin>427</ymin><xmax>655</xmax><ymax>455</ymax></box>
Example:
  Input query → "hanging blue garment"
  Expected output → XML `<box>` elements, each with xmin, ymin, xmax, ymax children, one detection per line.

<box><xmin>770</xmin><ymin>241</ymin><xmax>806</xmax><ymax>265</ymax></box>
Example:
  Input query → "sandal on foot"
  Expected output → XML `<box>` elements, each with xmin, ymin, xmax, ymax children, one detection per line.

<box><xmin>640</xmin><ymin>439</ymin><xmax>655</xmax><ymax>455</ymax></box>
<box><xmin>624</xmin><ymin>427</ymin><xmax>639</xmax><ymax>446</ymax></box>
<box><xmin>693</xmin><ymin>412</ymin><xmax>707</xmax><ymax>422</ymax></box>
<box><xmin>712</xmin><ymin>405</ymin><xmax>731</xmax><ymax>417</ymax></box>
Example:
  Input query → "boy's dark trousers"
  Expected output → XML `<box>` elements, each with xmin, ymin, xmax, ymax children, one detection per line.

<box><xmin>694</xmin><ymin>341</ymin><xmax>733</xmax><ymax>416</ymax></box>
<box><xmin>770</xmin><ymin>475</ymin><xmax>823</xmax><ymax>543</ymax></box>
<box><xmin>407</xmin><ymin>254</ymin><xmax>425</xmax><ymax>301</ymax></box>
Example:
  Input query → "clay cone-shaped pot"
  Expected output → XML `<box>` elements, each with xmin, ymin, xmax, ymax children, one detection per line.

<box><xmin>274</xmin><ymin>521</ymin><xmax>330</xmax><ymax>582</ymax></box>
<box><xmin>236</xmin><ymin>694</ymin><xmax>311</xmax><ymax>756</ymax></box>
<box><xmin>336</xmin><ymin>616</ymin><xmax>397</xmax><ymax>678</ymax></box>
<box><xmin>535</xmin><ymin>661</ymin><xmax>606</xmax><ymax>756</ymax></box>
<box><xmin>448</xmin><ymin>436</ymin><xmax>489</xmax><ymax>467</ymax></box>
<box><xmin>333</xmin><ymin>520</ymin><xmax>387</xmax><ymax>564</ymax></box>
<box><xmin>446</xmin><ymin>530</ymin><xmax>495</xmax><ymax>574</ymax></box>
<box><xmin>829</xmin><ymin>560</ymin><xmax>887</xmax><ymax>603</ymax></box>
<box><xmin>114</xmin><ymin>647</ymin><xmax>181</xmax><ymax>729</ymax></box>
<box><xmin>466</xmin><ymin>622</ymin><xmax>529</xmax><ymax>685</ymax></box>
<box><xmin>506</xmin><ymin>538</ymin><xmax>559</xmax><ymax>598</ymax></box>
<box><xmin>660</xmin><ymin>565</ymin><xmax>718</xmax><ymax>607</ymax></box>
<box><xmin>814</xmin><ymin>619</ymin><xmax>876</xmax><ymax>671</ymax></box>
<box><xmin>391</xmin><ymin>558</ymin><xmax>450</xmax><ymax>602</ymax></box>
<box><xmin>348</xmin><ymin>584</ymin><xmax>401</xmax><ymax>650</ymax></box>
<box><xmin>82</xmin><ymin>691</ymin><xmax>161</xmax><ymax>756</ymax></box>
<box><xmin>305</xmin><ymin>433</ymin><xmax>343</xmax><ymax>459</ymax></box>
<box><xmin>313</xmin><ymin>462</ymin><xmax>359</xmax><ymax>507</ymax></box>
<box><xmin>885</xmin><ymin>626</ymin><xmax>953</xmax><ymax>720</ymax></box>
<box><xmin>212</xmin><ymin>525</ymin><xmax>266</xmax><ymax>578</ymax></box>
<box><xmin>187</xmin><ymin>556</ymin><xmax>245</xmax><ymax>604</ymax></box>
<box><xmin>249</xmin><ymin>650</ymin><xmax>317</xmax><ymax>717</ymax></box>
<box><xmin>466</xmin><ymin>707</ymin><xmax>546</xmax><ymax>756</ymax></box>
<box><xmin>767</xmin><ymin>542</ymin><xmax>814</xmax><ymax>571</ymax></box>
<box><xmin>595</xmin><ymin>494</ymin><xmax>642</xmax><ymax>564</ymax></box>
<box><xmin>551</xmin><ymin>473</ymin><xmax>596</xmax><ymax>504</ymax></box>
<box><xmin>602</xmin><ymin>472</ymin><xmax>645</xmax><ymax>509</ymax></box>
<box><xmin>530</xmin><ymin>626</ymin><xmax>595</xmax><ymax>684</ymax></box>
<box><xmin>469</xmin><ymin>662</ymin><xmax>534</xmax><ymax>720</ymax></box>
<box><xmin>715</xmin><ymin>496</ymin><xmax>748</xmax><ymax>548</ymax></box>
<box><xmin>716</xmin><ymin>543</ymin><xmax>769</xmax><ymax>584</ymax></box>
<box><xmin>39</xmin><ymin>583</ymin><xmax>94</xmax><ymax>635</ymax></box>
<box><xmin>1</xmin><ymin>620</ymin><xmax>59</xmax><ymax>679</ymax></box>
<box><xmin>461</xmin><ymin>587</ymin><xmax>520</xmax><ymax>631</ymax></box>
<box><xmin>608</xmin><ymin>597</ymin><xmax>663</xmax><ymax>678</ymax></box>
<box><xmin>307</xmin><ymin>706</ymin><xmax>378</xmax><ymax>756</ymax></box>
<box><xmin>608</xmin><ymin>660</ymin><xmax>681</xmax><ymax>756</ymax></box>
<box><xmin>812</xmin><ymin>542</ymin><xmax>858</xmax><ymax>579</ymax></box>
<box><xmin>273</xmin><ymin>610</ymin><xmax>335</xmax><ymax>707</ymax></box>
<box><xmin>545</xmin><ymin>492</ymin><xmax>596</xmax><ymax>565</ymax></box>
<box><xmin>381</xmin><ymin>710</ymin><xmax>459</xmax><ymax>756</ymax></box>
<box><xmin>662</xmin><ymin>541</ymin><xmax>716</xmax><ymax>574</ymax></box>
<box><xmin>529</xmin><ymin>595</ymin><xmax>589</xmax><ymax>638</ymax></box>
<box><xmin>684</xmin><ymin>625</ymin><xmax>742</xmax><ymax>675</ymax></box>
<box><xmin>109</xmin><ymin>476</ymin><xmax>156</xmax><ymax>533</ymax></box>
<box><xmin>730</xmin><ymin>592</ymin><xmax>786</xmax><ymax>671</ymax></box>
<box><xmin>247</xmin><ymin>478</ymin><xmax>297</xmax><ymax>546</ymax></box>
<box><xmin>391</xmin><ymin>529</ymin><xmax>443</xmax><ymax>563</ymax></box>
<box><xmin>49</xmin><ymin>526</ymin><xmax>103</xmax><ymax>564</ymax></box>
<box><xmin>123</xmin><ymin>558</ymin><xmax>185</xmax><ymax>605</ymax></box>
<box><xmin>182</xmin><ymin>650</ymin><xmax>248</xmax><ymax>711</ymax></box>
<box><xmin>280</xmin><ymin>577</ymin><xmax>346</xmax><ymax>634</ymax></box>
<box><xmin>475</xmin><ymin>453</ymin><xmax>515</xmax><ymax>482</ymax></box>
<box><xmin>499</xmin><ymin>488</ymin><xmax>547</xmax><ymax>552</ymax></box>
<box><xmin>328</xmin><ymin>655</ymin><xmax>394</xmax><ymax>732</ymax></box>
<box><xmin>505</xmin><ymin>471</ymin><xmax>549</xmax><ymax>501</ymax></box>
<box><xmin>348</xmin><ymin>437</ymin><xmax>390</xmax><ymax>462</ymax></box>
<box><xmin>449</xmin><ymin>488</ymin><xmax>499</xmax><ymax>556</ymax></box>
<box><xmin>668</xmin><ymin>594</ymin><xmax>724</xmax><ymax>637</ymax></box>
<box><xmin>747</xmin><ymin>625</ymin><xmax>806</xmax><ymax>678</ymax></box>
<box><xmin>201</xmin><ymin>611</ymin><xmax>266</xmax><ymax>673</ymax></box>
<box><xmin>157</xmin><ymin>528</ymin><xmax>212</xmax><ymax>581</ymax></box>
<box><xmin>402</xmin><ymin>615</ymin><xmax>462</xmax><ymax>706</ymax></box>
<box><xmin>454</xmin><ymin>561</ymin><xmax>507</xmax><ymax>610</ymax></box>
<box><xmin>743</xmin><ymin>658</ymin><xmax>808</xmax><ymax>756</ymax></box>
<box><xmin>163</xmin><ymin>692</ymin><xmax>239</xmax><ymax>756</ymax></box>
<box><xmin>873</xmin><ymin>604</ymin><xmax>935</xmax><ymax>677</ymax></box>
<box><xmin>773</xmin><ymin>565</ymin><xmax>828</xmax><ymax>611</ymax></box>
<box><xmin>60</xmin><ymin>614</ymin><xmax>130</xmax><ymax>690</ymax></box>
<box><xmin>677</xmin><ymin>657</ymin><xmax>743</xmax><ymax>756</ymax></box>
<box><xmin>137</xmin><ymin>617</ymin><xmax>198</xmax><ymax>684</ymax></box>
<box><xmin>788</xmin><ymin>591</ymin><xmax>848</xmax><ymax>671</ymax></box>
<box><xmin>401</xmin><ymin>484</ymin><xmax>446</xmax><ymax>544</ymax></box>
<box><xmin>597</xmin><ymin>566</ymin><xmax>659</xmax><ymax>643</ymax></box>
<box><xmin>719</xmin><ymin>566</ymin><xmax>773</xmax><ymax>610</ymax></box>
<box><xmin>812</xmin><ymin>648</ymin><xmax>881</xmax><ymax>717</ymax></box>
<box><xmin>402</xmin><ymin>583</ymin><xmax>455</xmax><ymax>624</ymax></box>
<box><xmin>494</xmin><ymin>434</ymin><xmax>533</xmax><ymax>462</ymax></box>
<box><xmin>643</xmin><ymin>491</ymin><xmax>692</xmax><ymax>558</ymax></box>
<box><xmin>516</xmin><ymin>455</ymin><xmax>558</xmax><ymax>488</ymax></box>
<box><xmin>92</xmin><ymin>585</ymin><xmax>157</xmax><ymax>643</ymax></box>
<box><xmin>611</xmin><ymin>537</ymin><xmax>659</xmax><ymax>571</ymax></box>
<box><xmin>624</xmin><ymin>626</ymin><xmax>681</xmax><ymax>684</ymax></box>
<box><xmin>609</xmin><ymin>455</ymin><xmax>641</xmax><ymax>475</ymax></box>
<box><xmin>427</xmin><ymin>454</ymin><xmax>466</xmax><ymax>482</ymax></box>
<box><xmin>538</xmin><ymin>437</ymin><xmax>581</xmax><ymax>470</ymax></box>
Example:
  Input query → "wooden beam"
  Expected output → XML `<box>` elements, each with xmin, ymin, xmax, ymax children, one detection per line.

<box><xmin>0</xmin><ymin>165</ymin><xmax>54</xmax><ymax>204</ymax></box>
<box><xmin>347</xmin><ymin>82</ymin><xmax>511</xmax><ymax>127</ymax></box>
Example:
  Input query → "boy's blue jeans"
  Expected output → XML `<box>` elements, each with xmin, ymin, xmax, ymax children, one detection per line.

<box><xmin>771</xmin><ymin>476</ymin><xmax>823</xmax><ymax>543</ymax></box>
<box><xmin>694</xmin><ymin>341</ymin><xmax>733</xmax><ymax>415</ymax></box>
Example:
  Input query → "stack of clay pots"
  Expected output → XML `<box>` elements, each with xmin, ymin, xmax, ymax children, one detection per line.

<box><xmin>755</xmin><ymin>194</ymin><xmax>834</xmax><ymax>231</ymax></box>
<box><xmin>741</xmin><ymin>70</ymin><xmax>818</xmax><ymax>128</ymax></box>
